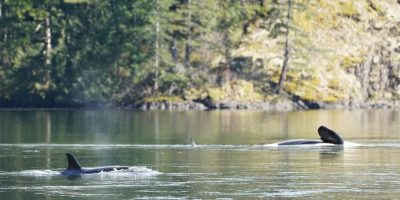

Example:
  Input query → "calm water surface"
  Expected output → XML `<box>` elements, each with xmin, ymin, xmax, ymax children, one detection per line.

<box><xmin>0</xmin><ymin>109</ymin><xmax>400</xmax><ymax>199</ymax></box>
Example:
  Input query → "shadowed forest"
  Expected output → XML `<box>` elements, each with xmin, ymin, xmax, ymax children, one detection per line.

<box><xmin>1</xmin><ymin>0</ymin><xmax>399</xmax><ymax>109</ymax></box>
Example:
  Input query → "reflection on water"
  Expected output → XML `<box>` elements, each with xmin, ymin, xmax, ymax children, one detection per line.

<box><xmin>0</xmin><ymin>109</ymin><xmax>400</xmax><ymax>199</ymax></box>
<box><xmin>1</xmin><ymin>109</ymin><xmax>400</xmax><ymax>145</ymax></box>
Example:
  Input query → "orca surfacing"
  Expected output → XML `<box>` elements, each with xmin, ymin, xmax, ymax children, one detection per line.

<box><xmin>277</xmin><ymin>126</ymin><xmax>344</xmax><ymax>146</ymax></box>
<box><xmin>61</xmin><ymin>153</ymin><xmax>130</xmax><ymax>177</ymax></box>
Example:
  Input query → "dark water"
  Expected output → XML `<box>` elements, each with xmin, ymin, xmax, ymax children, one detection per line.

<box><xmin>0</xmin><ymin>109</ymin><xmax>400</xmax><ymax>199</ymax></box>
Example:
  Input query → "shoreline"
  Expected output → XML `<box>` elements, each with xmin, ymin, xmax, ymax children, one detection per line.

<box><xmin>130</xmin><ymin>99</ymin><xmax>400</xmax><ymax>111</ymax></box>
<box><xmin>1</xmin><ymin>100</ymin><xmax>400</xmax><ymax>111</ymax></box>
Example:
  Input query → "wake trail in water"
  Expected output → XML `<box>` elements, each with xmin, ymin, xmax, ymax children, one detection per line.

<box><xmin>0</xmin><ymin>170</ymin><xmax>60</xmax><ymax>177</ymax></box>
<box><xmin>0</xmin><ymin>166</ymin><xmax>160</xmax><ymax>178</ymax></box>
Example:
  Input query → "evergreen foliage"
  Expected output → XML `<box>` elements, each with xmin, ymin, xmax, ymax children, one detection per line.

<box><xmin>0</xmin><ymin>0</ymin><xmax>399</xmax><ymax>107</ymax></box>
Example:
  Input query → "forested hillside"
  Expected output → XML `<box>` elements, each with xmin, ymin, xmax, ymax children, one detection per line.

<box><xmin>1</xmin><ymin>0</ymin><xmax>399</xmax><ymax>109</ymax></box>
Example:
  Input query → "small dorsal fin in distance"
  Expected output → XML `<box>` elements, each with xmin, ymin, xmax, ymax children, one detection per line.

<box><xmin>66</xmin><ymin>153</ymin><xmax>82</xmax><ymax>170</ymax></box>
<box><xmin>318</xmin><ymin>126</ymin><xmax>344</xmax><ymax>145</ymax></box>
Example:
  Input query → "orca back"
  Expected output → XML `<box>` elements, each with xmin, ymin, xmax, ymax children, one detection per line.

<box><xmin>66</xmin><ymin>153</ymin><xmax>82</xmax><ymax>170</ymax></box>
<box><xmin>277</xmin><ymin>139</ymin><xmax>322</xmax><ymax>145</ymax></box>
<box><xmin>318</xmin><ymin>126</ymin><xmax>344</xmax><ymax>145</ymax></box>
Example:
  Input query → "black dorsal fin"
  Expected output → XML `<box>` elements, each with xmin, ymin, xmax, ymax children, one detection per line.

<box><xmin>66</xmin><ymin>153</ymin><xmax>82</xmax><ymax>170</ymax></box>
<box><xmin>318</xmin><ymin>126</ymin><xmax>344</xmax><ymax>145</ymax></box>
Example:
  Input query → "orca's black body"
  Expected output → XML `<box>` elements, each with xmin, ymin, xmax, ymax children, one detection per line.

<box><xmin>61</xmin><ymin>153</ymin><xmax>129</xmax><ymax>177</ymax></box>
<box><xmin>277</xmin><ymin>126</ymin><xmax>344</xmax><ymax>146</ymax></box>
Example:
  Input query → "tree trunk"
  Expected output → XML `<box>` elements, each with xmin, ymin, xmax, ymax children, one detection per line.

<box><xmin>1</xmin><ymin>1</ymin><xmax>4</xmax><ymax>43</ymax></box>
<box><xmin>45</xmin><ymin>12</ymin><xmax>52</xmax><ymax>65</ymax></box>
<box><xmin>154</xmin><ymin>0</ymin><xmax>160</xmax><ymax>94</ymax></box>
<box><xmin>277</xmin><ymin>0</ymin><xmax>292</xmax><ymax>95</ymax></box>
<box><xmin>184</xmin><ymin>0</ymin><xmax>191</xmax><ymax>68</ymax></box>
<box><xmin>170</xmin><ymin>40</ymin><xmax>178</xmax><ymax>63</ymax></box>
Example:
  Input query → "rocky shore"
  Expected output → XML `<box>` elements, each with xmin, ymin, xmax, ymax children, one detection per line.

<box><xmin>132</xmin><ymin>98</ymin><xmax>400</xmax><ymax>111</ymax></box>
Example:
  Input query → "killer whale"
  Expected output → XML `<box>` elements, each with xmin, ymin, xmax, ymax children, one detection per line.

<box><xmin>61</xmin><ymin>153</ymin><xmax>130</xmax><ymax>177</ymax></box>
<box><xmin>277</xmin><ymin>126</ymin><xmax>344</xmax><ymax>146</ymax></box>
